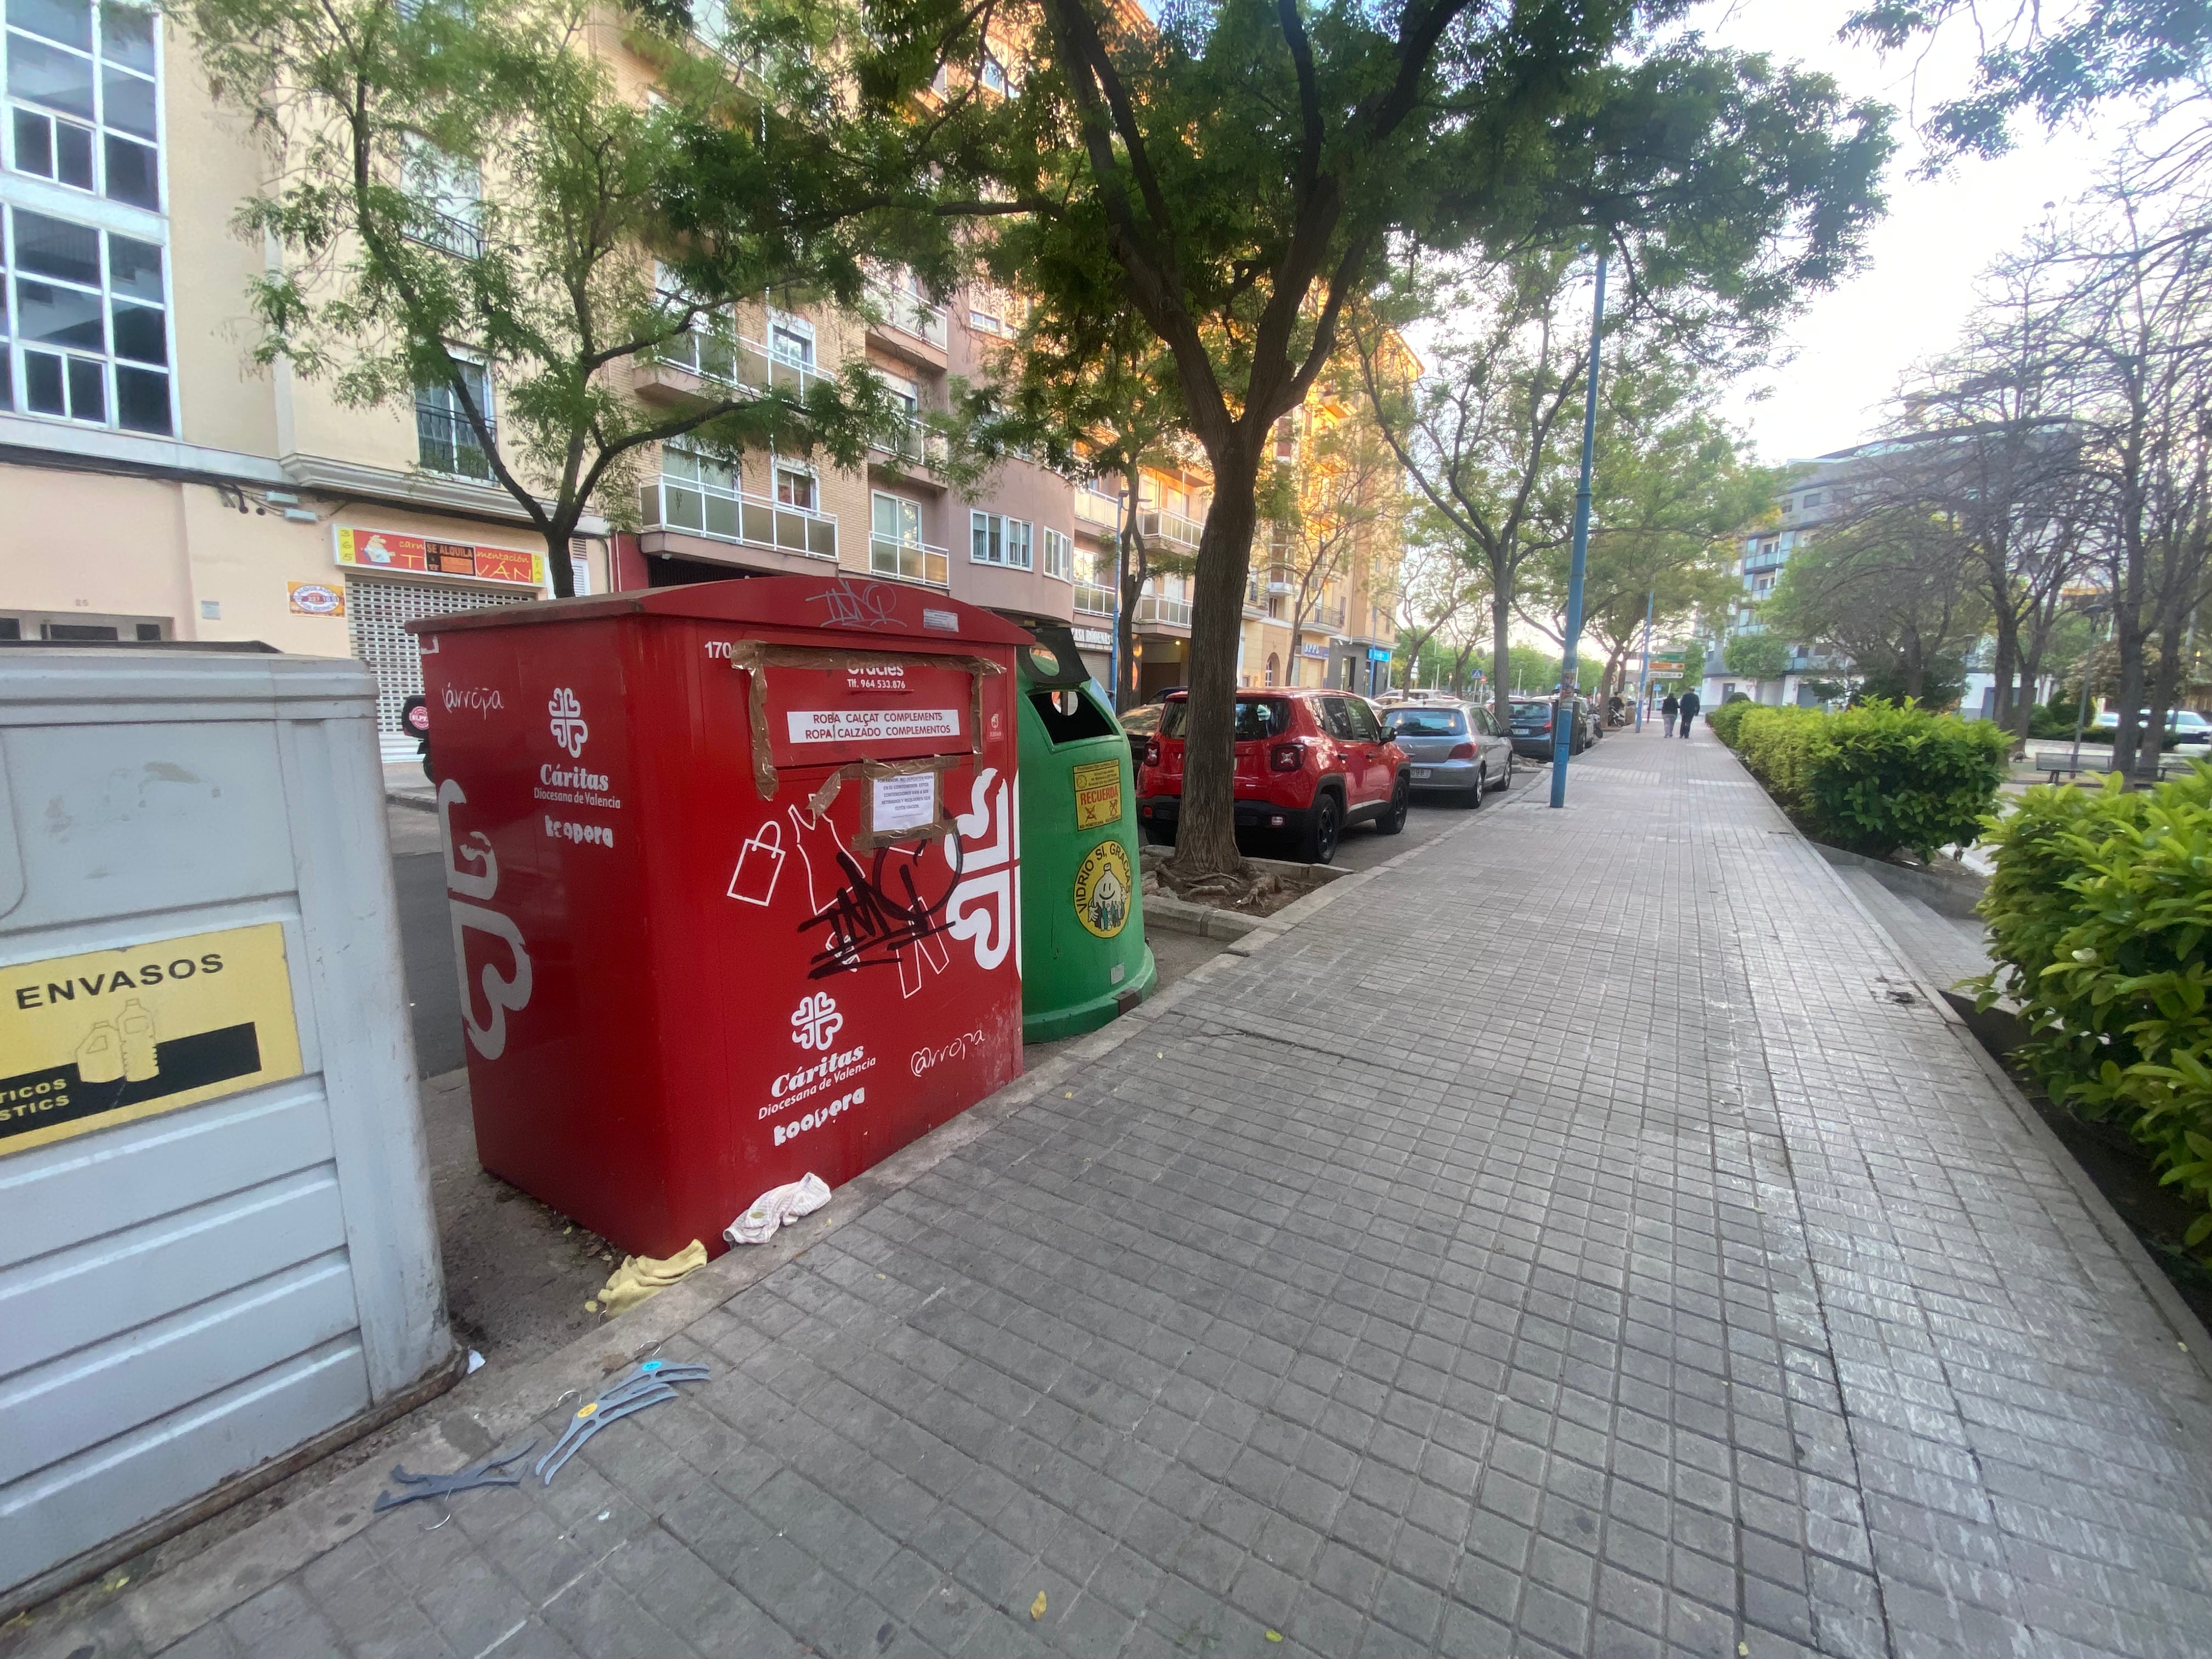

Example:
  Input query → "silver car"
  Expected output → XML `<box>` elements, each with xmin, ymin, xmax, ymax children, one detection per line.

<box><xmin>1381</xmin><ymin>701</ymin><xmax>1514</xmax><ymax>805</ymax></box>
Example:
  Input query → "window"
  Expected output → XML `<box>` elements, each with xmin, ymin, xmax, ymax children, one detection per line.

<box><xmin>415</xmin><ymin>359</ymin><xmax>494</xmax><ymax>479</ymax></box>
<box><xmin>5</xmin><ymin>206</ymin><xmax>170</xmax><ymax>431</ymax></box>
<box><xmin>1341</xmin><ymin>697</ymin><xmax>1383</xmax><ymax>741</ymax></box>
<box><xmin>5</xmin><ymin>0</ymin><xmax>159</xmax><ymax>208</ymax></box>
<box><xmin>877</xmin><ymin>369</ymin><xmax>919</xmax><ymax>419</ymax></box>
<box><xmin>980</xmin><ymin>50</ymin><xmax>1008</xmax><ymax>93</ymax></box>
<box><xmin>1384</xmin><ymin>708</ymin><xmax>1465</xmax><ymax>738</ymax></box>
<box><xmin>967</xmin><ymin>287</ymin><xmax>1013</xmax><ymax>336</ymax></box>
<box><xmin>1800</xmin><ymin>490</ymin><xmax>1822</xmax><ymax>508</ymax></box>
<box><xmin>970</xmin><ymin>510</ymin><xmax>1031</xmax><ymax>569</ymax></box>
<box><xmin>1040</xmin><ymin>526</ymin><xmax>1072</xmax><ymax>581</ymax></box>
<box><xmin>873</xmin><ymin>491</ymin><xmax>921</xmax><ymax>548</ymax></box>
<box><xmin>1161</xmin><ymin>698</ymin><xmax>1289</xmax><ymax>740</ymax></box>
<box><xmin>774</xmin><ymin>465</ymin><xmax>815</xmax><ymax>511</ymax></box>
<box><xmin>402</xmin><ymin>139</ymin><xmax>481</xmax><ymax>257</ymax></box>
<box><xmin>767</xmin><ymin>311</ymin><xmax>814</xmax><ymax>367</ymax></box>
<box><xmin>656</xmin><ymin>439</ymin><xmax>738</xmax><ymax>536</ymax></box>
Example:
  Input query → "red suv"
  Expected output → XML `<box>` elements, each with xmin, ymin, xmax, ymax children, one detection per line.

<box><xmin>1136</xmin><ymin>689</ymin><xmax>1411</xmax><ymax>864</ymax></box>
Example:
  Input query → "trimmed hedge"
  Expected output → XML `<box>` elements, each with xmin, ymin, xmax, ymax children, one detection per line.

<box><xmin>1716</xmin><ymin>698</ymin><xmax>2009</xmax><ymax>861</ymax></box>
<box><xmin>1733</xmin><ymin>705</ymin><xmax>1824</xmax><ymax>820</ymax></box>
<box><xmin>1705</xmin><ymin>699</ymin><xmax>1755</xmax><ymax>747</ymax></box>
<box><xmin>1977</xmin><ymin>768</ymin><xmax>2212</xmax><ymax>1248</ymax></box>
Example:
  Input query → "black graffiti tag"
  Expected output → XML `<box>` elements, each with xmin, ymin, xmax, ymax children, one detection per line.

<box><xmin>799</xmin><ymin>839</ymin><xmax>961</xmax><ymax>979</ymax></box>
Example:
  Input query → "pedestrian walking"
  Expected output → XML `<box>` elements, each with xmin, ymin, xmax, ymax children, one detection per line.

<box><xmin>1661</xmin><ymin>691</ymin><xmax>1679</xmax><ymax>737</ymax></box>
<box><xmin>1678</xmin><ymin>688</ymin><xmax>1701</xmax><ymax>737</ymax></box>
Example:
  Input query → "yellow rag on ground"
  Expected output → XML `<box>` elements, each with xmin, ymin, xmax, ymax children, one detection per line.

<box><xmin>594</xmin><ymin>1239</ymin><xmax>706</xmax><ymax>1314</ymax></box>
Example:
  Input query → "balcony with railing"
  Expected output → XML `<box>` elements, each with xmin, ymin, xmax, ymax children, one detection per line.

<box><xmin>868</xmin><ymin>535</ymin><xmax>950</xmax><ymax>587</ymax></box>
<box><xmin>1141</xmin><ymin>507</ymin><xmax>1204</xmax><ymax>552</ymax></box>
<box><xmin>642</xmin><ymin>328</ymin><xmax>835</xmax><ymax>404</ymax></box>
<box><xmin>865</xmin><ymin>280</ymin><xmax>949</xmax><ymax>360</ymax></box>
<box><xmin>870</xmin><ymin>414</ymin><xmax>952</xmax><ymax>473</ymax></box>
<box><xmin>1075</xmin><ymin>581</ymin><xmax>1116</xmax><ymax>616</ymax></box>
<box><xmin>1075</xmin><ymin>488</ymin><xmax>1122</xmax><ymax>530</ymax></box>
<box><xmin>1137</xmin><ymin>592</ymin><xmax>1192</xmax><ymax>629</ymax></box>
<box><xmin>640</xmin><ymin>471</ymin><xmax>838</xmax><ymax>561</ymax></box>
<box><xmin>1313</xmin><ymin>599</ymin><xmax>1347</xmax><ymax>629</ymax></box>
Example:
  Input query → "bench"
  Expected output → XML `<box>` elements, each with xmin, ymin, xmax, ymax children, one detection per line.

<box><xmin>2037</xmin><ymin>758</ymin><xmax>2190</xmax><ymax>783</ymax></box>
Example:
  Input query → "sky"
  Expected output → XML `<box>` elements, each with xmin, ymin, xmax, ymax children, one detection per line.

<box><xmin>1690</xmin><ymin>0</ymin><xmax>2137</xmax><ymax>467</ymax></box>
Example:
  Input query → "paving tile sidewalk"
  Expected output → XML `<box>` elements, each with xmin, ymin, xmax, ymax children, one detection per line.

<box><xmin>20</xmin><ymin>730</ymin><xmax>2212</xmax><ymax>1659</ymax></box>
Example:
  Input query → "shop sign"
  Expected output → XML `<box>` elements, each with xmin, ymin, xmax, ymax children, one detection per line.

<box><xmin>1366</xmin><ymin>647</ymin><xmax>1392</xmax><ymax>663</ymax></box>
<box><xmin>335</xmin><ymin>527</ymin><xmax>546</xmax><ymax>589</ymax></box>
<box><xmin>0</xmin><ymin>922</ymin><xmax>304</xmax><ymax>1157</ymax></box>
<box><xmin>1070</xmin><ymin>626</ymin><xmax>1114</xmax><ymax>650</ymax></box>
<box><xmin>287</xmin><ymin>581</ymin><xmax>345</xmax><ymax>617</ymax></box>
<box><xmin>1299</xmin><ymin>641</ymin><xmax>1329</xmax><ymax>659</ymax></box>
<box><xmin>1647</xmin><ymin>658</ymin><xmax>1686</xmax><ymax>678</ymax></box>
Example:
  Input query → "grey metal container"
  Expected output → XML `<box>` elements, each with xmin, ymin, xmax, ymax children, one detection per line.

<box><xmin>0</xmin><ymin>649</ymin><xmax>449</xmax><ymax>1604</ymax></box>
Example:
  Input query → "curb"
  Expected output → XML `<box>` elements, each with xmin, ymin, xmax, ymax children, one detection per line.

<box><xmin>385</xmin><ymin>790</ymin><xmax>437</xmax><ymax>813</ymax></box>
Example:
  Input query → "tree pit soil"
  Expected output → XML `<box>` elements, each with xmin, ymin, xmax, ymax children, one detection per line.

<box><xmin>1139</xmin><ymin>846</ymin><xmax>1341</xmax><ymax>919</ymax></box>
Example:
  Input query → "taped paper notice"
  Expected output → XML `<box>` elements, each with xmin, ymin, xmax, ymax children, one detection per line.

<box><xmin>786</xmin><ymin>708</ymin><xmax>961</xmax><ymax>744</ymax></box>
<box><xmin>871</xmin><ymin>771</ymin><xmax>939</xmax><ymax>834</ymax></box>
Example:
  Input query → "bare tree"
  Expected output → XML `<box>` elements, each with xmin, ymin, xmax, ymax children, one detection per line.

<box><xmin>2030</xmin><ymin>178</ymin><xmax>2212</xmax><ymax>772</ymax></box>
<box><xmin>1356</xmin><ymin>255</ymin><xmax>1593</xmax><ymax>741</ymax></box>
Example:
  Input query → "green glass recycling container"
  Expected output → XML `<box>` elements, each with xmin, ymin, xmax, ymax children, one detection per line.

<box><xmin>1013</xmin><ymin>622</ymin><xmax>1155</xmax><ymax>1041</ymax></box>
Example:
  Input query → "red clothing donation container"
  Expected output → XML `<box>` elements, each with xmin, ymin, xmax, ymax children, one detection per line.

<box><xmin>409</xmin><ymin>575</ymin><xmax>1028</xmax><ymax>1258</ymax></box>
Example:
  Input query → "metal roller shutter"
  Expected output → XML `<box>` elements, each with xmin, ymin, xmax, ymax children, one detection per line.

<box><xmin>344</xmin><ymin>577</ymin><xmax>536</xmax><ymax>737</ymax></box>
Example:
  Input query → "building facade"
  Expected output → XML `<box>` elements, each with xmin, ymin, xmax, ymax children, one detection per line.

<box><xmin>1</xmin><ymin>8</ymin><xmax>1402</xmax><ymax>737</ymax></box>
<box><xmin>1699</xmin><ymin>450</ymin><xmax>1853</xmax><ymax>710</ymax></box>
<box><xmin>0</xmin><ymin>9</ymin><xmax>1103</xmax><ymax>757</ymax></box>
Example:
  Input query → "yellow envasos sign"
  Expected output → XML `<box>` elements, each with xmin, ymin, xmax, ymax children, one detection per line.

<box><xmin>0</xmin><ymin>923</ymin><xmax>304</xmax><ymax>1157</ymax></box>
<box><xmin>1071</xmin><ymin>759</ymin><xmax>1122</xmax><ymax>831</ymax></box>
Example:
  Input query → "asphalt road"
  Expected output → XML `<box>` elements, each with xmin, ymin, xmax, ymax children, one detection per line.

<box><xmin>387</xmin><ymin>804</ymin><xmax>467</xmax><ymax>1081</ymax></box>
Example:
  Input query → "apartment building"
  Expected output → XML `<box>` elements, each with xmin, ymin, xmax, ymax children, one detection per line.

<box><xmin>0</xmin><ymin>4</ymin><xmax>608</xmax><ymax>757</ymax></box>
<box><xmin>1698</xmin><ymin>448</ymin><xmax>1854</xmax><ymax>709</ymax></box>
<box><xmin>0</xmin><ymin>7</ymin><xmax>1090</xmax><ymax>756</ymax></box>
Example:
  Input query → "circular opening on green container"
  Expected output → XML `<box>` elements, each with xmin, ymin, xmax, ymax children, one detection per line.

<box><xmin>1051</xmin><ymin>689</ymin><xmax>1082</xmax><ymax>716</ymax></box>
<box><xmin>1025</xmin><ymin>644</ymin><xmax>1065</xmax><ymax>680</ymax></box>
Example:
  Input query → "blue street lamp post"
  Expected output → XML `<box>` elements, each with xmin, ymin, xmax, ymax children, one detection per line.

<box><xmin>1551</xmin><ymin>253</ymin><xmax>1608</xmax><ymax>809</ymax></box>
<box><xmin>1634</xmin><ymin>586</ymin><xmax>1652</xmax><ymax>732</ymax></box>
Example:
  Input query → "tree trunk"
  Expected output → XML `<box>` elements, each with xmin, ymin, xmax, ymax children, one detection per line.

<box><xmin>1988</xmin><ymin>612</ymin><xmax>2019</xmax><ymax>745</ymax></box>
<box><xmin>1167</xmin><ymin>443</ymin><xmax>1260</xmax><ymax>877</ymax></box>
<box><xmin>2113</xmin><ymin>610</ymin><xmax>2149</xmax><ymax>776</ymax></box>
<box><xmin>1115</xmin><ymin>496</ymin><xmax>1149</xmax><ymax>712</ymax></box>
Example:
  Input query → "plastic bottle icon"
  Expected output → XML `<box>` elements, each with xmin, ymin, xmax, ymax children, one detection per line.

<box><xmin>118</xmin><ymin>999</ymin><xmax>159</xmax><ymax>1082</ymax></box>
<box><xmin>76</xmin><ymin>1020</ymin><xmax>124</xmax><ymax>1084</ymax></box>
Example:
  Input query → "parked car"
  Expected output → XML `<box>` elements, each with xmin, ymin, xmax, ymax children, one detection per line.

<box><xmin>1117</xmin><ymin>701</ymin><xmax>1163</xmax><ymax>770</ymax></box>
<box><xmin>1506</xmin><ymin>695</ymin><xmax>1594</xmax><ymax>759</ymax></box>
<box><xmin>1381</xmin><ymin>700</ymin><xmax>1513</xmax><ymax>805</ymax></box>
<box><xmin>1136</xmin><ymin>688</ymin><xmax>1410</xmax><ymax>863</ymax></box>
<box><xmin>2089</xmin><ymin>708</ymin><xmax>2212</xmax><ymax>752</ymax></box>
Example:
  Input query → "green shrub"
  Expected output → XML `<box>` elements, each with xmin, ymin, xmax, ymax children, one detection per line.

<box><xmin>2028</xmin><ymin>702</ymin><xmax>2088</xmax><ymax>740</ymax></box>
<box><xmin>1733</xmin><ymin>705</ymin><xmax>1825</xmax><ymax>820</ymax></box>
<box><xmin>1807</xmin><ymin>699</ymin><xmax>2011</xmax><ymax>861</ymax></box>
<box><xmin>1721</xmin><ymin>698</ymin><xmax>2009</xmax><ymax>859</ymax></box>
<box><xmin>1707</xmin><ymin>699</ymin><xmax>1755</xmax><ymax>747</ymax></box>
<box><xmin>1976</xmin><ymin>766</ymin><xmax>2212</xmax><ymax>1248</ymax></box>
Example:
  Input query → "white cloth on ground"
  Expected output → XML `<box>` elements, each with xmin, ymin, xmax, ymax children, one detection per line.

<box><xmin>723</xmin><ymin>1173</ymin><xmax>832</xmax><ymax>1246</ymax></box>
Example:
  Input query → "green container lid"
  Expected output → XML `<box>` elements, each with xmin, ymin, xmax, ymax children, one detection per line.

<box><xmin>1012</xmin><ymin>622</ymin><xmax>1155</xmax><ymax>1042</ymax></box>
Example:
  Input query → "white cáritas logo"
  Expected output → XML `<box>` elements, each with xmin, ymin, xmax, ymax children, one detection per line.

<box><xmin>789</xmin><ymin>991</ymin><xmax>844</xmax><ymax>1052</ymax></box>
<box><xmin>547</xmin><ymin>687</ymin><xmax>589</xmax><ymax>758</ymax></box>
